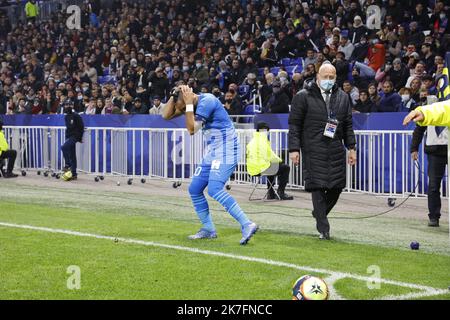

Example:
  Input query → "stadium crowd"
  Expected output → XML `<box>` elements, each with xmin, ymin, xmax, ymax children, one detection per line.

<box><xmin>0</xmin><ymin>0</ymin><xmax>449</xmax><ymax>117</ymax></box>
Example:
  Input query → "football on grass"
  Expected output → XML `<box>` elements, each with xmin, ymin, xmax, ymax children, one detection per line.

<box><xmin>292</xmin><ymin>275</ymin><xmax>329</xmax><ymax>300</ymax></box>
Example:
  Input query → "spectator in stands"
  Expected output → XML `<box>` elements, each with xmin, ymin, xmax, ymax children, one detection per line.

<box><xmin>263</xmin><ymin>80</ymin><xmax>290</xmax><ymax>114</ymax></box>
<box><xmin>406</xmin><ymin>61</ymin><xmax>427</xmax><ymax>88</ymax></box>
<box><xmin>84</xmin><ymin>98</ymin><xmax>97</xmax><ymax>115</ymax></box>
<box><xmin>417</xmin><ymin>88</ymin><xmax>430</xmax><ymax>107</ymax></box>
<box><xmin>260</xmin><ymin>33</ymin><xmax>278</xmax><ymax>68</ymax></box>
<box><xmin>149</xmin><ymin>96</ymin><xmax>164</xmax><ymax>116</ymax></box>
<box><xmin>275</xmin><ymin>31</ymin><xmax>295</xmax><ymax>59</ymax></box>
<box><xmin>407</xmin><ymin>21</ymin><xmax>425</xmax><ymax>49</ymax></box>
<box><xmin>398</xmin><ymin>87</ymin><xmax>417</xmax><ymax>112</ymax></box>
<box><xmin>348</xmin><ymin>15</ymin><xmax>367</xmax><ymax>44</ymax></box>
<box><xmin>102</xmin><ymin>98</ymin><xmax>114</xmax><ymax>115</ymax></box>
<box><xmin>350</xmin><ymin>35</ymin><xmax>369</xmax><ymax>63</ymax></box>
<box><xmin>342</xmin><ymin>81</ymin><xmax>359</xmax><ymax>108</ymax></box>
<box><xmin>130</xmin><ymin>97</ymin><xmax>148</xmax><ymax>115</ymax></box>
<box><xmin>338</xmin><ymin>36</ymin><xmax>354</xmax><ymax>61</ymax></box>
<box><xmin>333</xmin><ymin>51</ymin><xmax>350</xmax><ymax>88</ymax></box>
<box><xmin>367</xmin><ymin>38</ymin><xmax>386</xmax><ymax>72</ymax></box>
<box><xmin>379</xmin><ymin>81</ymin><xmax>402</xmax><ymax>112</ymax></box>
<box><xmin>223</xmin><ymin>91</ymin><xmax>243</xmax><ymax>116</ymax></box>
<box><xmin>193</xmin><ymin>60</ymin><xmax>209</xmax><ymax>86</ymax></box>
<box><xmin>422</xmin><ymin>75</ymin><xmax>438</xmax><ymax>96</ymax></box>
<box><xmin>229</xmin><ymin>59</ymin><xmax>244</xmax><ymax>86</ymax></box>
<box><xmin>241</xmin><ymin>57</ymin><xmax>258</xmax><ymax>80</ymax></box>
<box><xmin>421</xmin><ymin>43</ymin><xmax>435</xmax><ymax>74</ymax></box>
<box><xmin>0</xmin><ymin>0</ymin><xmax>447</xmax><ymax>119</ymax></box>
<box><xmin>353</xmin><ymin>90</ymin><xmax>376</xmax><ymax>114</ymax></box>
<box><xmin>368</xmin><ymin>82</ymin><xmax>381</xmax><ymax>109</ymax></box>
<box><xmin>261</xmin><ymin>73</ymin><xmax>275</xmax><ymax>106</ymax></box>
<box><xmin>0</xmin><ymin>118</ymin><xmax>18</xmax><ymax>178</ymax></box>
<box><xmin>241</xmin><ymin>73</ymin><xmax>260</xmax><ymax>105</ymax></box>
<box><xmin>288</xmin><ymin>73</ymin><xmax>303</xmax><ymax>100</ymax></box>
<box><xmin>95</xmin><ymin>99</ymin><xmax>104</xmax><ymax>115</ymax></box>
<box><xmin>387</xmin><ymin>58</ymin><xmax>410</xmax><ymax>92</ymax></box>
<box><xmin>149</xmin><ymin>67</ymin><xmax>169</xmax><ymax>101</ymax></box>
<box><xmin>352</xmin><ymin>64</ymin><xmax>374</xmax><ymax>91</ymax></box>
<box><xmin>410</xmin><ymin>78</ymin><xmax>423</xmax><ymax>102</ymax></box>
<box><xmin>304</xmin><ymin>49</ymin><xmax>317</xmax><ymax>67</ymax></box>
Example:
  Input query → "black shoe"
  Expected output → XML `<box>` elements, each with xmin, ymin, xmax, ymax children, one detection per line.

<box><xmin>3</xmin><ymin>172</ymin><xmax>18</xmax><ymax>179</ymax></box>
<box><xmin>319</xmin><ymin>232</ymin><xmax>330</xmax><ymax>240</ymax></box>
<box><xmin>428</xmin><ymin>219</ymin><xmax>440</xmax><ymax>227</ymax></box>
<box><xmin>266</xmin><ymin>191</ymin><xmax>279</xmax><ymax>200</ymax></box>
<box><xmin>278</xmin><ymin>192</ymin><xmax>294</xmax><ymax>200</ymax></box>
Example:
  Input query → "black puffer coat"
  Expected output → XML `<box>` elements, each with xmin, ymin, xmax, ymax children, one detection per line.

<box><xmin>288</xmin><ymin>80</ymin><xmax>356</xmax><ymax>191</ymax></box>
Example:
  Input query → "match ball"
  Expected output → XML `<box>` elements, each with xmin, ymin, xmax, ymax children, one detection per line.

<box><xmin>292</xmin><ymin>275</ymin><xmax>329</xmax><ymax>300</ymax></box>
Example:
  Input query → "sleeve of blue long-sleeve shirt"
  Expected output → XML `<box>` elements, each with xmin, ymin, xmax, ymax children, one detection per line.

<box><xmin>195</xmin><ymin>95</ymin><xmax>216</xmax><ymax>121</ymax></box>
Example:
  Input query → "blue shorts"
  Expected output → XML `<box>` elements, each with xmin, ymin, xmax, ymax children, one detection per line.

<box><xmin>193</xmin><ymin>155</ymin><xmax>237</xmax><ymax>184</ymax></box>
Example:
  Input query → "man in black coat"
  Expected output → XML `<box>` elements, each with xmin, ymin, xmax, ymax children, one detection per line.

<box><xmin>288</xmin><ymin>63</ymin><xmax>357</xmax><ymax>240</ymax></box>
<box><xmin>61</xmin><ymin>102</ymin><xmax>85</xmax><ymax>181</ymax></box>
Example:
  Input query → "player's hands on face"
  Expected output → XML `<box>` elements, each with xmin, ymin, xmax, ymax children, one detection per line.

<box><xmin>289</xmin><ymin>152</ymin><xmax>300</xmax><ymax>165</ymax></box>
<box><xmin>180</xmin><ymin>85</ymin><xmax>195</xmax><ymax>105</ymax></box>
<box><xmin>403</xmin><ymin>110</ymin><xmax>424</xmax><ymax>126</ymax></box>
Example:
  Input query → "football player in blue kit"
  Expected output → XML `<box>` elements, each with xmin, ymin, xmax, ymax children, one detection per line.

<box><xmin>163</xmin><ymin>85</ymin><xmax>258</xmax><ymax>245</ymax></box>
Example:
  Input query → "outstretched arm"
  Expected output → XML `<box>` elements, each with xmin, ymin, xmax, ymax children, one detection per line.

<box><xmin>403</xmin><ymin>101</ymin><xmax>450</xmax><ymax>127</ymax></box>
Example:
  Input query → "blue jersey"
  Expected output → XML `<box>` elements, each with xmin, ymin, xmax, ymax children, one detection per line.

<box><xmin>195</xmin><ymin>93</ymin><xmax>239</xmax><ymax>167</ymax></box>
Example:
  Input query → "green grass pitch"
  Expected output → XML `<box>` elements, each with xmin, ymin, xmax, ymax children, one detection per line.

<box><xmin>0</xmin><ymin>180</ymin><xmax>449</xmax><ymax>300</ymax></box>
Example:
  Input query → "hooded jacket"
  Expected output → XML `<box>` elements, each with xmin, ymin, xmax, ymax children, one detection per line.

<box><xmin>246</xmin><ymin>131</ymin><xmax>282</xmax><ymax>176</ymax></box>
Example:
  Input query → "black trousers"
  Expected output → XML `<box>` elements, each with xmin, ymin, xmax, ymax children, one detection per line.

<box><xmin>0</xmin><ymin>150</ymin><xmax>17</xmax><ymax>173</ymax></box>
<box><xmin>427</xmin><ymin>154</ymin><xmax>447</xmax><ymax>220</ymax></box>
<box><xmin>311</xmin><ymin>188</ymin><xmax>342</xmax><ymax>234</ymax></box>
<box><xmin>265</xmin><ymin>163</ymin><xmax>291</xmax><ymax>194</ymax></box>
<box><xmin>61</xmin><ymin>138</ymin><xmax>78</xmax><ymax>176</ymax></box>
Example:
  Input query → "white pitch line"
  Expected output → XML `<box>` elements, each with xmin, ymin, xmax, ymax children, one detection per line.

<box><xmin>0</xmin><ymin>222</ymin><xmax>447</xmax><ymax>300</ymax></box>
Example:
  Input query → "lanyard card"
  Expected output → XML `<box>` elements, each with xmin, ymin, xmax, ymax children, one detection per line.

<box><xmin>324</xmin><ymin>118</ymin><xmax>339</xmax><ymax>139</ymax></box>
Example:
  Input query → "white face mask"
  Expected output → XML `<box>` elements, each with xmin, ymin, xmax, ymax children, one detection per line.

<box><xmin>401</xmin><ymin>94</ymin><xmax>410</xmax><ymax>102</ymax></box>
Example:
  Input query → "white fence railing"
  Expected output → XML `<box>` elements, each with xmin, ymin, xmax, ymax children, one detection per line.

<box><xmin>3</xmin><ymin>126</ymin><xmax>444</xmax><ymax>198</ymax></box>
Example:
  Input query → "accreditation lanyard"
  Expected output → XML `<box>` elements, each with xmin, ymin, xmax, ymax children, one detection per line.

<box><xmin>323</xmin><ymin>91</ymin><xmax>339</xmax><ymax>139</ymax></box>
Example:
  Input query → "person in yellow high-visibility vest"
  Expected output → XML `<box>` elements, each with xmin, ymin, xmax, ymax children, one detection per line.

<box><xmin>403</xmin><ymin>100</ymin><xmax>450</xmax><ymax>127</ymax></box>
<box><xmin>25</xmin><ymin>0</ymin><xmax>39</xmax><ymax>23</ymax></box>
<box><xmin>404</xmin><ymin>100</ymin><xmax>450</xmax><ymax>228</ymax></box>
<box><xmin>247</xmin><ymin>122</ymin><xmax>293</xmax><ymax>200</ymax></box>
<box><xmin>0</xmin><ymin>119</ymin><xmax>18</xmax><ymax>178</ymax></box>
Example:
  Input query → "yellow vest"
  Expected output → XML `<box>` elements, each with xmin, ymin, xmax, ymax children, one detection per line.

<box><xmin>416</xmin><ymin>100</ymin><xmax>450</xmax><ymax>127</ymax></box>
<box><xmin>246</xmin><ymin>132</ymin><xmax>282</xmax><ymax>176</ymax></box>
<box><xmin>25</xmin><ymin>2</ymin><xmax>39</xmax><ymax>18</ymax></box>
<box><xmin>0</xmin><ymin>131</ymin><xmax>9</xmax><ymax>157</ymax></box>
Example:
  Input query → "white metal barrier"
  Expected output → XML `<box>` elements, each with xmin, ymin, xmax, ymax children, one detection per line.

<box><xmin>3</xmin><ymin>126</ymin><xmax>444</xmax><ymax>198</ymax></box>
